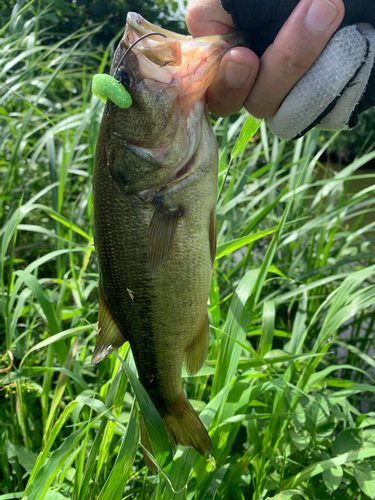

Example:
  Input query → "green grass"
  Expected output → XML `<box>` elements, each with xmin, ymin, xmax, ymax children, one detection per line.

<box><xmin>1</xmin><ymin>4</ymin><xmax>375</xmax><ymax>500</ymax></box>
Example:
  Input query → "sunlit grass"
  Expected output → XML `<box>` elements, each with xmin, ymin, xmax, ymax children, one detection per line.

<box><xmin>1</xmin><ymin>4</ymin><xmax>375</xmax><ymax>500</ymax></box>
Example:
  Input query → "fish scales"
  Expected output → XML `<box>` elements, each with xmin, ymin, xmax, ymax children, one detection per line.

<box><xmin>93</xmin><ymin>114</ymin><xmax>216</xmax><ymax>402</ymax></box>
<box><xmin>92</xmin><ymin>12</ymin><xmax>240</xmax><ymax>466</ymax></box>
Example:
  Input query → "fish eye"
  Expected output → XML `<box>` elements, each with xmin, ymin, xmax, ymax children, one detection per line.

<box><xmin>114</xmin><ymin>68</ymin><xmax>130</xmax><ymax>89</ymax></box>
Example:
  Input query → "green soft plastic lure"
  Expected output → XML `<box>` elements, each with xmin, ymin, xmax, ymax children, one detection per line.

<box><xmin>92</xmin><ymin>31</ymin><xmax>167</xmax><ymax>109</ymax></box>
<box><xmin>92</xmin><ymin>74</ymin><xmax>132</xmax><ymax>108</ymax></box>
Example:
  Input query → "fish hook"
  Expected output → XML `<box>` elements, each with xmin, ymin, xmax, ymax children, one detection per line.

<box><xmin>114</xmin><ymin>31</ymin><xmax>168</xmax><ymax>78</ymax></box>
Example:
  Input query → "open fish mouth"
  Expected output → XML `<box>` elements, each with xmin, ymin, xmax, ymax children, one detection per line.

<box><xmin>112</xmin><ymin>12</ymin><xmax>243</xmax><ymax>113</ymax></box>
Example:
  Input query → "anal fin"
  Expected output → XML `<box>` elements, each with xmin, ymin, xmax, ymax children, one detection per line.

<box><xmin>184</xmin><ymin>314</ymin><xmax>209</xmax><ymax>376</ymax></box>
<box><xmin>148</xmin><ymin>200</ymin><xmax>181</xmax><ymax>278</ymax></box>
<box><xmin>91</xmin><ymin>288</ymin><xmax>126</xmax><ymax>364</ymax></box>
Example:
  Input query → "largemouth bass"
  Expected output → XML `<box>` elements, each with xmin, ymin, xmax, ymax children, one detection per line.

<box><xmin>92</xmin><ymin>12</ymin><xmax>238</xmax><ymax>461</ymax></box>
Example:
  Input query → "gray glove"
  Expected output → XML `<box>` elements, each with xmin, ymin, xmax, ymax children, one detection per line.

<box><xmin>269</xmin><ymin>23</ymin><xmax>375</xmax><ymax>140</ymax></box>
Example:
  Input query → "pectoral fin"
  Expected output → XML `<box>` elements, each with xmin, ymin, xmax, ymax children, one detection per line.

<box><xmin>184</xmin><ymin>315</ymin><xmax>209</xmax><ymax>376</ymax></box>
<box><xmin>148</xmin><ymin>201</ymin><xmax>180</xmax><ymax>278</ymax></box>
<box><xmin>91</xmin><ymin>288</ymin><xmax>126</xmax><ymax>364</ymax></box>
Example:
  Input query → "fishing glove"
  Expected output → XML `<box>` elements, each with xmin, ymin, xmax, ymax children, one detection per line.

<box><xmin>221</xmin><ymin>0</ymin><xmax>375</xmax><ymax>140</ymax></box>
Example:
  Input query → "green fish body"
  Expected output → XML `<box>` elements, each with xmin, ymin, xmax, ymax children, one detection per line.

<box><xmin>92</xmin><ymin>12</ymin><xmax>238</xmax><ymax>461</ymax></box>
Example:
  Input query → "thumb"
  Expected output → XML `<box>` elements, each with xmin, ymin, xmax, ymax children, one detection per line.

<box><xmin>186</xmin><ymin>0</ymin><xmax>234</xmax><ymax>37</ymax></box>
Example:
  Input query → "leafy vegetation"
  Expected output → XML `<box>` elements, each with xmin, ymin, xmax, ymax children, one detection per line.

<box><xmin>1</xmin><ymin>3</ymin><xmax>375</xmax><ymax>500</ymax></box>
<box><xmin>0</xmin><ymin>0</ymin><xmax>188</xmax><ymax>47</ymax></box>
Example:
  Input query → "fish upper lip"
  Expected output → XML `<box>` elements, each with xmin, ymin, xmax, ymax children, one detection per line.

<box><xmin>126</xmin><ymin>11</ymin><xmax>245</xmax><ymax>45</ymax></box>
<box><xmin>126</xmin><ymin>12</ymin><xmax>191</xmax><ymax>42</ymax></box>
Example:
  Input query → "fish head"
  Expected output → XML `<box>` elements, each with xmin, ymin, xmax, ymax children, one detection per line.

<box><xmin>104</xmin><ymin>13</ymin><xmax>242</xmax><ymax>192</ymax></box>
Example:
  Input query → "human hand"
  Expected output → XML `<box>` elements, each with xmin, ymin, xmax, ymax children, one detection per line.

<box><xmin>186</xmin><ymin>0</ymin><xmax>345</xmax><ymax>118</ymax></box>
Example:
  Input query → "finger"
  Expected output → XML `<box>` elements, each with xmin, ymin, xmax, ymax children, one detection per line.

<box><xmin>245</xmin><ymin>0</ymin><xmax>345</xmax><ymax>118</ymax></box>
<box><xmin>186</xmin><ymin>0</ymin><xmax>234</xmax><ymax>37</ymax></box>
<box><xmin>186</xmin><ymin>0</ymin><xmax>260</xmax><ymax>117</ymax></box>
<box><xmin>206</xmin><ymin>48</ymin><xmax>259</xmax><ymax>117</ymax></box>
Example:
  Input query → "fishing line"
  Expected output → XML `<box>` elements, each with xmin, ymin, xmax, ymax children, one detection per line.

<box><xmin>114</xmin><ymin>31</ymin><xmax>168</xmax><ymax>76</ymax></box>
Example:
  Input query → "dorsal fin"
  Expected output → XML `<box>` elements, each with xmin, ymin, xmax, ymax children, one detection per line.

<box><xmin>91</xmin><ymin>288</ymin><xmax>127</xmax><ymax>364</ymax></box>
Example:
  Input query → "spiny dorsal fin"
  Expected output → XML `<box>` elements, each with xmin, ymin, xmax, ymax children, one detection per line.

<box><xmin>91</xmin><ymin>288</ymin><xmax>126</xmax><ymax>364</ymax></box>
<box><xmin>209</xmin><ymin>209</ymin><xmax>217</xmax><ymax>265</ymax></box>
<box><xmin>184</xmin><ymin>314</ymin><xmax>209</xmax><ymax>376</ymax></box>
<box><xmin>148</xmin><ymin>201</ymin><xmax>181</xmax><ymax>278</ymax></box>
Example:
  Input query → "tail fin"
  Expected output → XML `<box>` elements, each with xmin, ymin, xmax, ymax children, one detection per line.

<box><xmin>140</xmin><ymin>392</ymin><xmax>212</xmax><ymax>470</ymax></box>
<box><xmin>163</xmin><ymin>394</ymin><xmax>213</xmax><ymax>455</ymax></box>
